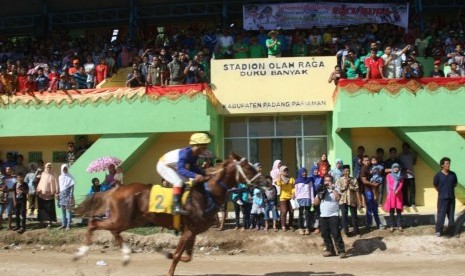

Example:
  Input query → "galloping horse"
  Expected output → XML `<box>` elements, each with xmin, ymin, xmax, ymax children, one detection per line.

<box><xmin>73</xmin><ymin>153</ymin><xmax>264</xmax><ymax>276</ymax></box>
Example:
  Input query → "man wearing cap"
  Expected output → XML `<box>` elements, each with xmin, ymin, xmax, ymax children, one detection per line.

<box><xmin>266</xmin><ymin>30</ymin><xmax>281</xmax><ymax>58</ymax></box>
<box><xmin>167</xmin><ymin>52</ymin><xmax>186</xmax><ymax>85</ymax></box>
<box><xmin>156</xmin><ymin>133</ymin><xmax>211</xmax><ymax>215</ymax></box>
<box><xmin>430</xmin><ymin>60</ymin><xmax>445</xmax><ymax>78</ymax></box>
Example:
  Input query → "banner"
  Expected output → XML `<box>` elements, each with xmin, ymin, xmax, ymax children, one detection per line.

<box><xmin>211</xmin><ymin>57</ymin><xmax>335</xmax><ymax>114</ymax></box>
<box><xmin>243</xmin><ymin>2</ymin><xmax>409</xmax><ymax>31</ymax></box>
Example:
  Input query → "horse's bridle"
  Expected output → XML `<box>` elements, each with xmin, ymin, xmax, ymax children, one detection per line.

<box><xmin>234</xmin><ymin>157</ymin><xmax>262</xmax><ymax>186</ymax></box>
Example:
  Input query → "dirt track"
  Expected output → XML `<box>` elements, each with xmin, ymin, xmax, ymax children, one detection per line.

<box><xmin>1</xmin><ymin>226</ymin><xmax>465</xmax><ymax>276</ymax></box>
<box><xmin>2</xmin><ymin>250</ymin><xmax>465</xmax><ymax>276</ymax></box>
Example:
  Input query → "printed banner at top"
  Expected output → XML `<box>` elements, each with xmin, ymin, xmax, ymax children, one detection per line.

<box><xmin>243</xmin><ymin>2</ymin><xmax>409</xmax><ymax>31</ymax></box>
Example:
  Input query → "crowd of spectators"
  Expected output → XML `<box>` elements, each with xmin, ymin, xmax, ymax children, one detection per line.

<box><xmin>0</xmin><ymin>137</ymin><xmax>125</xmax><ymax>233</ymax></box>
<box><xmin>214</xmin><ymin>142</ymin><xmax>458</xmax><ymax>255</ymax></box>
<box><xmin>1</xmin><ymin>12</ymin><xmax>464</xmax><ymax>94</ymax></box>
<box><xmin>0</xmin><ymin>141</ymin><xmax>459</xmax><ymax>253</ymax></box>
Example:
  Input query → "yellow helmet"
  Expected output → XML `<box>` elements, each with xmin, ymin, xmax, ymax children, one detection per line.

<box><xmin>189</xmin><ymin>133</ymin><xmax>211</xmax><ymax>145</ymax></box>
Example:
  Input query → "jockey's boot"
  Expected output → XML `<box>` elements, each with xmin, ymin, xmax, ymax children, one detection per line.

<box><xmin>173</xmin><ymin>186</ymin><xmax>189</xmax><ymax>216</ymax></box>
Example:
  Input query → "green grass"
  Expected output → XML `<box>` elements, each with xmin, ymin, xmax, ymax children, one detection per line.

<box><xmin>126</xmin><ymin>227</ymin><xmax>178</xmax><ymax>236</ymax></box>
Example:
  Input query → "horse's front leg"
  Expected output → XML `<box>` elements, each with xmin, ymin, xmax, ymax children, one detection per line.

<box><xmin>112</xmin><ymin>231</ymin><xmax>131</xmax><ymax>265</ymax></box>
<box><xmin>167</xmin><ymin>230</ymin><xmax>193</xmax><ymax>276</ymax></box>
<box><xmin>73</xmin><ymin>219</ymin><xmax>96</xmax><ymax>261</ymax></box>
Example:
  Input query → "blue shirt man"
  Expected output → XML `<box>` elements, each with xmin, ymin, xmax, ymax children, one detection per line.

<box><xmin>433</xmin><ymin>157</ymin><xmax>457</xmax><ymax>237</ymax></box>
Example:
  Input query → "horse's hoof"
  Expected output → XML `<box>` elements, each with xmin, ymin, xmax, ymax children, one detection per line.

<box><xmin>73</xmin><ymin>245</ymin><xmax>90</xmax><ymax>261</ymax></box>
<box><xmin>122</xmin><ymin>255</ymin><xmax>131</xmax><ymax>266</ymax></box>
<box><xmin>161</xmin><ymin>250</ymin><xmax>173</xmax><ymax>259</ymax></box>
<box><xmin>72</xmin><ymin>254</ymin><xmax>81</xmax><ymax>262</ymax></box>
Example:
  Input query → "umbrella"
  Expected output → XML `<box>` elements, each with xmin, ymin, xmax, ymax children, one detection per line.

<box><xmin>86</xmin><ymin>156</ymin><xmax>122</xmax><ymax>173</ymax></box>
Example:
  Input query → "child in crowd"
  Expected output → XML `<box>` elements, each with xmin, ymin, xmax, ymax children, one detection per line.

<box><xmin>47</xmin><ymin>66</ymin><xmax>60</xmax><ymax>91</ymax></box>
<box><xmin>294</xmin><ymin>167</ymin><xmax>314</xmax><ymax>235</ymax></box>
<box><xmin>14</xmin><ymin>173</ymin><xmax>29</xmax><ymax>233</ymax></box>
<box><xmin>114</xmin><ymin>166</ymin><xmax>124</xmax><ymax>186</ymax></box>
<box><xmin>276</xmin><ymin>165</ymin><xmax>295</xmax><ymax>231</ymax></box>
<box><xmin>58</xmin><ymin>73</ymin><xmax>71</xmax><ymax>90</ymax></box>
<box><xmin>25</xmin><ymin>74</ymin><xmax>37</xmax><ymax>94</ymax></box>
<box><xmin>88</xmin><ymin>177</ymin><xmax>101</xmax><ymax>195</ymax></box>
<box><xmin>263</xmin><ymin>176</ymin><xmax>279</xmax><ymax>231</ymax></box>
<box><xmin>250</xmin><ymin>188</ymin><xmax>265</xmax><ymax>230</ymax></box>
<box><xmin>3</xmin><ymin>167</ymin><xmax>17</xmax><ymax>230</ymax></box>
<box><xmin>86</xmin><ymin>68</ymin><xmax>96</xmax><ymax>89</ymax></box>
<box><xmin>311</xmin><ymin>165</ymin><xmax>323</xmax><ymax>233</ymax></box>
<box><xmin>0</xmin><ymin>179</ymin><xmax>7</xmax><ymax>229</ymax></box>
<box><xmin>231</xmin><ymin>183</ymin><xmax>250</xmax><ymax>230</ymax></box>
<box><xmin>384</xmin><ymin>163</ymin><xmax>404</xmax><ymax>232</ymax></box>
<box><xmin>58</xmin><ymin>164</ymin><xmax>75</xmax><ymax>230</ymax></box>
<box><xmin>317</xmin><ymin>153</ymin><xmax>331</xmax><ymax>177</ymax></box>
<box><xmin>369</xmin><ymin>156</ymin><xmax>384</xmax><ymax>202</ymax></box>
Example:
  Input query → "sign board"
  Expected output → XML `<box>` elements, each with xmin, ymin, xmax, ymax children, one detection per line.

<box><xmin>211</xmin><ymin>57</ymin><xmax>336</xmax><ymax>114</ymax></box>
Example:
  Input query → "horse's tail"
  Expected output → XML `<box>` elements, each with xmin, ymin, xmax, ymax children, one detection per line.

<box><xmin>73</xmin><ymin>190</ymin><xmax>115</xmax><ymax>218</ymax></box>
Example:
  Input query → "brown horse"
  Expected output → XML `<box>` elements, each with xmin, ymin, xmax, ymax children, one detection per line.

<box><xmin>73</xmin><ymin>153</ymin><xmax>264</xmax><ymax>276</ymax></box>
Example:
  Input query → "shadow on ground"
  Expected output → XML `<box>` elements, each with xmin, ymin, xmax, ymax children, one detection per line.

<box><xmin>347</xmin><ymin>236</ymin><xmax>386</xmax><ymax>257</ymax></box>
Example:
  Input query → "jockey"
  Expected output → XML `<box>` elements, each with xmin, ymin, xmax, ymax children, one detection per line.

<box><xmin>156</xmin><ymin>132</ymin><xmax>211</xmax><ymax>215</ymax></box>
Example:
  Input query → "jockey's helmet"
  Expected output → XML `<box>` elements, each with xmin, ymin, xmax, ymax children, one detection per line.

<box><xmin>189</xmin><ymin>133</ymin><xmax>211</xmax><ymax>145</ymax></box>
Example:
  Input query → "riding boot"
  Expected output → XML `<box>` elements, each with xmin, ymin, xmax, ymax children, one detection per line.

<box><xmin>173</xmin><ymin>186</ymin><xmax>189</xmax><ymax>216</ymax></box>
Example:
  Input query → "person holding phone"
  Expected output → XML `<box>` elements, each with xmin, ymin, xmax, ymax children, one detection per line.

<box><xmin>328</xmin><ymin>65</ymin><xmax>344</xmax><ymax>85</ymax></box>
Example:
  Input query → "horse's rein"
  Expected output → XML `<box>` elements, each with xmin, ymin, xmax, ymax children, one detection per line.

<box><xmin>234</xmin><ymin>158</ymin><xmax>262</xmax><ymax>186</ymax></box>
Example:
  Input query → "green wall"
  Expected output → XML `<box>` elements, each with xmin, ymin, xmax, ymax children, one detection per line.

<box><xmin>0</xmin><ymin>94</ymin><xmax>219</xmax><ymax>205</ymax></box>
<box><xmin>334</xmin><ymin>88</ymin><xmax>465</xmax><ymax>129</ymax></box>
<box><xmin>333</xmin><ymin>87</ymin><xmax>465</xmax><ymax>202</ymax></box>
<box><xmin>0</xmin><ymin>96</ymin><xmax>214</xmax><ymax>137</ymax></box>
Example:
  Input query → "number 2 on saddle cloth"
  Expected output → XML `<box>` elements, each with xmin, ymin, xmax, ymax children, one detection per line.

<box><xmin>148</xmin><ymin>184</ymin><xmax>191</xmax><ymax>229</ymax></box>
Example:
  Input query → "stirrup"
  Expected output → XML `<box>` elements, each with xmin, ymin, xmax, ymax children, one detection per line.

<box><xmin>173</xmin><ymin>206</ymin><xmax>190</xmax><ymax>216</ymax></box>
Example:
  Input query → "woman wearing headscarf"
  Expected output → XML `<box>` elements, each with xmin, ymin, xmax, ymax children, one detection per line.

<box><xmin>384</xmin><ymin>163</ymin><xmax>404</xmax><ymax>232</ymax></box>
<box><xmin>294</xmin><ymin>168</ymin><xmax>314</xmax><ymax>235</ymax></box>
<box><xmin>269</xmin><ymin>160</ymin><xmax>282</xmax><ymax>196</ymax></box>
<box><xmin>36</xmin><ymin>163</ymin><xmax>59</xmax><ymax>228</ymax></box>
<box><xmin>58</xmin><ymin>164</ymin><xmax>75</xmax><ymax>230</ymax></box>
<box><xmin>276</xmin><ymin>165</ymin><xmax>295</xmax><ymax>231</ymax></box>
<box><xmin>330</xmin><ymin>159</ymin><xmax>344</xmax><ymax>182</ymax></box>
<box><xmin>103</xmin><ymin>163</ymin><xmax>117</xmax><ymax>190</ymax></box>
<box><xmin>312</xmin><ymin>164</ymin><xmax>323</xmax><ymax>233</ymax></box>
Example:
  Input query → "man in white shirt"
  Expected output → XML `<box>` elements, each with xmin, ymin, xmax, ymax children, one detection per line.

<box><xmin>216</xmin><ymin>29</ymin><xmax>234</xmax><ymax>59</ymax></box>
<box><xmin>382</xmin><ymin>45</ymin><xmax>410</xmax><ymax>79</ymax></box>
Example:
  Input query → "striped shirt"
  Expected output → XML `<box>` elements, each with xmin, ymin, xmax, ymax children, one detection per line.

<box><xmin>73</xmin><ymin>72</ymin><xmax>87</xmax><ymax>89</ymax></box>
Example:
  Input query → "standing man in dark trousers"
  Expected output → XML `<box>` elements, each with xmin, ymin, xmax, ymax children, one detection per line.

<box><xmin>399</xmin><ymin>142</ymin><xmax>417</xmax><ymax>208</ymax></box>
<box><xmin>433</xmin><ymin>157</ymin><xmax>457</xmax><ymax>237</ymax></box>
<box><xmin>314</xmin><ymin>175</ymin><xmax>347</xmax><ymax>258</ymax></box>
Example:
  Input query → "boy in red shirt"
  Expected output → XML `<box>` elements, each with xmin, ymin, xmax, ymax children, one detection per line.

<box><xmin>47</xmin><ymin>66</ymin><xmax>60</xmax><ymax>92</ymax></box>
<box><xmin>364</xmin><ymin>49</ymin><xmax>385</xmax><ymax>80</ymax></box>
<box><xmin>25</xmin><ymin>74</ymin><xmax>38</xmax><ymax>95</ymax></box>
<box><xmin>16</xmin><ymin>67</ymin><xmax>28</xmax><ymax>94</ymax></box>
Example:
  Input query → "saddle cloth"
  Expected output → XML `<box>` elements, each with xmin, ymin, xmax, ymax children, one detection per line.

<box><xmin>148</xmin><ymin>185</ymin><xmax>190</xmax><ymax>230</ymax></box>
<box><xmin>148</xmin><ymin>185</ymin><xmax>190</xmax><ymax>213</ymax></box>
